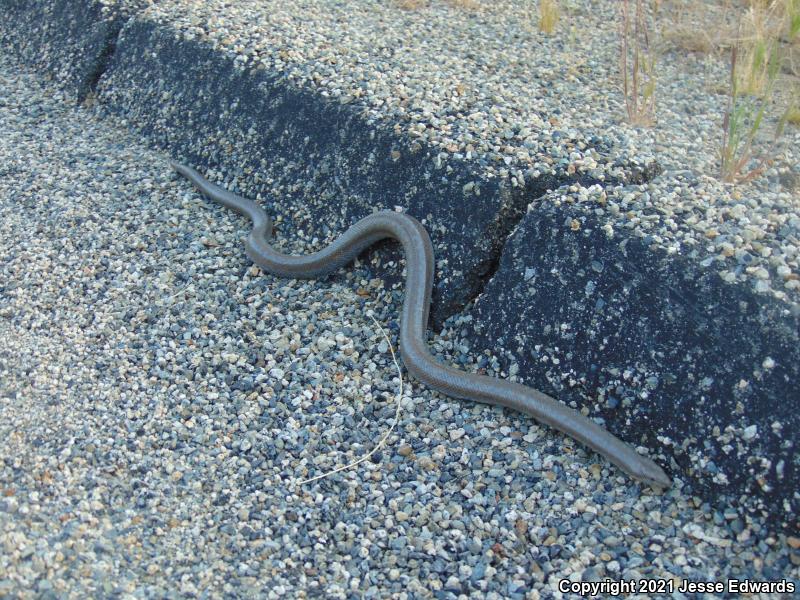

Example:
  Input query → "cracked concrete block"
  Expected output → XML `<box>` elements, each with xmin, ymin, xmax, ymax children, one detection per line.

<box><xmin>467</xmin><ymin>199</ymin><xmax>799</xmax><ymax>530</ymax></box>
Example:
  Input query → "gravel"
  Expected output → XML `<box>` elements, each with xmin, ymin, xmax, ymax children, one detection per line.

<box><xmin>1</xmin><ymin>39</ymin><xmax>799</xmax><ymax>598</ymax></box>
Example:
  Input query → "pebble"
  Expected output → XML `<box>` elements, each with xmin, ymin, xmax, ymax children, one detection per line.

<box><xmin>449</xmin><ymin>428</ymin><xmax>466</xmax><ymax>441</ymax></box>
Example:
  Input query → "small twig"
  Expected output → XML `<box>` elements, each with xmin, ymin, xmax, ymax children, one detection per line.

<box><xmin>632</xmin><ymin>0</ymin><xmax>641</xmax><ymax>119</ymax></box>
<box><xmin>621</xmin><ymin>0</ymin><xmax>657</xmax><ymax>125</ymax></box>
<box><xmin>721</xmin><ymin>46</ymin><xmax>737</xmax><ymax>176</ymax></box>
<box><xmin>621</xmin><ymin>0</ymin><xmax>631</xmax><ymax>120</ymax></box>
<box><xmin>296</xmin><ymin>311</ymin><xmax>404</xmax><ymax>485</ymax></box>
<box><xmin>154</xmin><ymin>282</ymin><xmax>194</xmax><ymax>307</ymax></box>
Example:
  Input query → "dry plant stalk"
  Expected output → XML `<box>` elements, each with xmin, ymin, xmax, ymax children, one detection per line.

<box><xmin>620</xmin><ymin>0</ymin><xmax>658</xmax><ymax>125</ymax></box>
<box><xmin>720</xmin><ymin>47</ymin><xmax>791</xmax><ymax>182</ymax></box>
<box><xmin>720</xmin><ymin>1</ymin><xmax>800</xmax><ymax>182</ymax></box>
<box><xmin>788</xmin><ymin>103</ymin><xmax>800</xmax><ymax>124</ymax></box>
<box><xmin>736</xmin><ymin>1</ymin><xmax>784</xmax><ymax>95</ymax></box>
<box><xmin>660</xmin><ymin>0</ymin><xmax>739</xmax><ymax>55</ymax></box>
<box><xmin>539</xmin><ymin>0</ymin><xmax>560</xmax><ymax>34</ymax></box>
<box><xmin>445</xmin><ymin>0</ymin><xmax>481</xmax><ymax>9</ymax></box>
<box><xmin>394</xmin><ymin>0</ymin><xmax>427</xmax><ymax>9</ymax></box>
<box><xmin>778</xmin><ymin>0</ymin><xmax>800</xmax><ymax>74</ymax></box>
<box><xmin>296</xmin><ymin>312</ymin><xmax>404</xmax><ymax>485</ymax></box>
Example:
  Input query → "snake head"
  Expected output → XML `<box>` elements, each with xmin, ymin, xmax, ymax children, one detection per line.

<box><xmin>634</xmin><ymin>458</ymin><xmax>672</xmax><ymax>491</ymax></box>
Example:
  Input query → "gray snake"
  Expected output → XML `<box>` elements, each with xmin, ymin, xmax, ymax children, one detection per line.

<box><xmin>171</xmin><ymin>160</ymin><xmax>671</xmax><ymax>489</ymax></box>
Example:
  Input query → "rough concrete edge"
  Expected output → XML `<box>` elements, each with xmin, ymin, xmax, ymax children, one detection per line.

<box><xmin>0</xmin><ymin>0</ymin><xmax>144</xmax><ymax>103</ymax></box>
<box><xmin>467</xmin><ymin>196</ymin><xmax>799</xmax><ymax>533</ymax></box>
<box><xmin>93</xmin><ymin>15</ymin><xmax>615</xmax><ymax>330</ymax></box>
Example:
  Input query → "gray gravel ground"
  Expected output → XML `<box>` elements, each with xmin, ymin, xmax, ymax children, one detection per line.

<box><xmin>1</xmin><ymin>44</ymin><xmax>799</xmax><ymax>598</ymax></box>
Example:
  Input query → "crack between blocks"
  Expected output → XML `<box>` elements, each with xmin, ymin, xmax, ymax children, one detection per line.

<box><xmin>78</xmin><ymin>24</ymin><xmax>121</xmax><ymax>104</ymax></box>
<box><xmin>460</xmin><ymin>165</ymin><xmax>657</xmax><ymax>322</ymax></box>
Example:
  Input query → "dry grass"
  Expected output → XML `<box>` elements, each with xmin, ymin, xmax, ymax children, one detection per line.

<box><xmin>734</xmin><ymin>1</ymin><xmax>794</xmax><ymax>95</ymax></box>
<box><xmin>539</xmin><ymin>0</ymin><xmax>560</xmax><ymax>34</ymax></box>
<box><xmin>621</xmin><ymin>0</ymin><xmax>659</xmax><ymax>125</ymax></box>
<box><xmin>719</xmin><ymin>0</ymin><xmax>800</xmax><ymax>182</ymax></box>
<box><xmin>659</xmin><ymin>1</ymin><xmax>751</xmax><ymax>56</ymax></box>
<box><xmin>661</xmin><ymin>1</ymin><xmax>800</xmax><ymax>57</ymax></box>
<box><xmin>387</xmin><ymin>0</ymin><xmax>800</xmax><ymax>182</ymax></box>
<box><xmin>393</xmin><ymin>0</ymin><xmax>428</xmax><ymax>9</ymax></box>
<box><xmin>296</xmin><ymin>312</ymin><xmax>405</xmax><ymax>486</ymax></box>
<box><xmin>393</xmin><ymin>0</ymin><xmax>482</xmax><ymax>9</ymax></box>
<box><xmin>445</xmin><ymin>0</ymin><xmax>482</xmax><ymax>9</ymax></box>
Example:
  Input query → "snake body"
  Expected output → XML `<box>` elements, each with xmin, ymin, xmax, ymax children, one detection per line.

<box><xmin>171</xmin><ymin>160</ymin><xmax>671</xmax><ymax>489</ymax></box>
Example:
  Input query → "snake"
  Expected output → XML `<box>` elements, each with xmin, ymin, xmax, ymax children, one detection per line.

<box><xmin>171</xmin><ymin>160</ymin><xmax>671</xmax><ymax>489</ymax></box>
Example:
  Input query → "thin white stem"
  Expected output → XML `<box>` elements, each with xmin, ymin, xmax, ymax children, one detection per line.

<box><xmin>297</xmin><ymin>311</ymin><xmax>404</xmax><ymax>485</ymax></box>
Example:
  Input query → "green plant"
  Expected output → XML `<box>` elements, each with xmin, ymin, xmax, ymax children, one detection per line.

<box><xmin>780</xmin><ymin>0</ymin><xmax>799</xmax><ymax>37</ymax></box>
<box><xmin>720</xmin><ymin>46</ymin><xmax>794</xmax><ymax>182</ymax></box>
<box><xmin>539</xmin><ymin>0</ymin><xmax>560</xmax><ymax>34</ymax></box>
<box><xmin>719</xmin><ymin>1</ymin><xmax>800</xmax><ymax>182</ymax></box>
<box><xmin>620</xmin><ymin>0</ymin><xmax>658</xmax><ymax>125</ymax></box>
<box><xmin>781</xmin><ymin>0</ymin><xmax>800</xmax><ymax>39</ymax></box>
<box><xmin>738</xmin><ymin>38</ymin><xmax>771</xmax><ymax>95</ymax></box>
